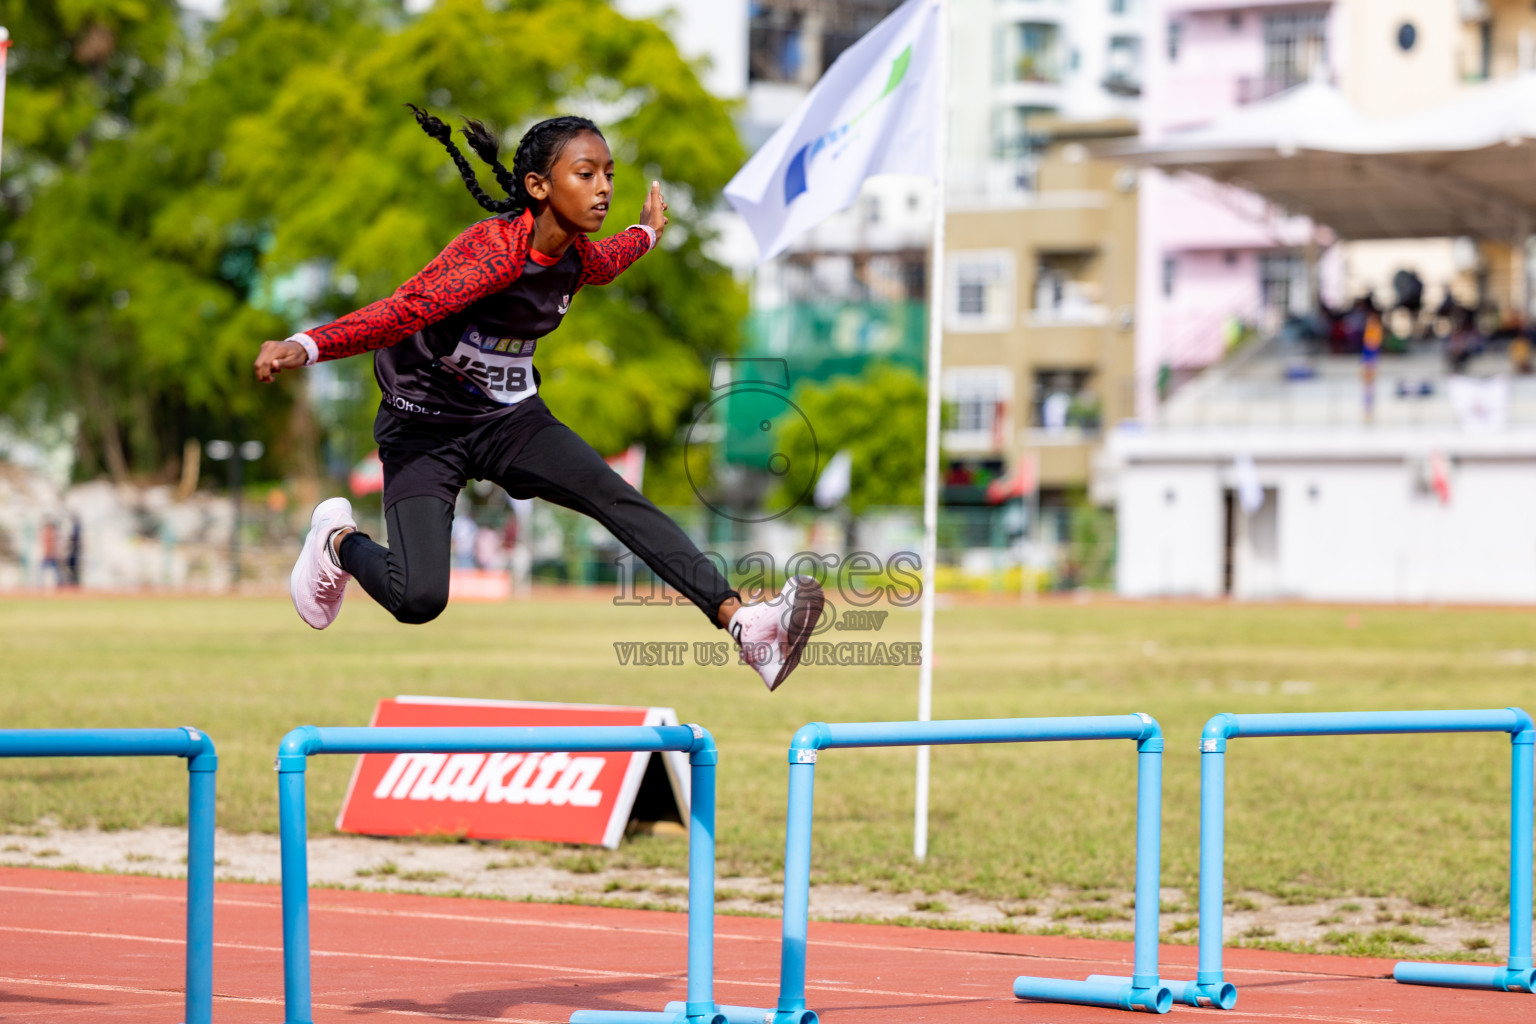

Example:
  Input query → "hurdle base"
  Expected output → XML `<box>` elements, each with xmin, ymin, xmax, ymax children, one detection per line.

<box><xmin>1014</xmin><ymin>975</ymin><xmax>1172</xmax><ymax>1013</ymax></box>
<box><xmin>1393</xmin><ymin>961</ymin><xmax>1536</xmax><ymax>993</ymax></box>
<box><xmin>1090</xmin><ymin>974</ymin><xmax>1237</xmax><ymax>1010</ymax></box>
<box><xmin>572</xmin><ymin>1009</ymin><xmax>726</xmax><ymax>1024</ymax></box>
<box><xmin>662</xmin><ymin>1000</ymin><xmax>816</xmax><ymax>1024</ymax></box>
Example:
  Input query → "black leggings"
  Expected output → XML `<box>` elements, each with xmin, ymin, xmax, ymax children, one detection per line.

<box><xmin>338</xmin><ymin>423</ymin><xmax>736</xmax><ymax>626</ymax></box>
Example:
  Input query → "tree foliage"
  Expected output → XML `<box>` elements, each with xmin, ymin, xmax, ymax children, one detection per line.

<box><xmin>772</xmin><ymin>364</ymin><xmax>927</xmax><ymax>513</ymax></box>
<box><xmin>0</xmin><ymin>0</ymin><xmax>745</xmax><ymax>491</ymax></box>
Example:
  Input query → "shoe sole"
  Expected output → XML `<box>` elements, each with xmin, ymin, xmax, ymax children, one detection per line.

<box><xmin>769</xmin><ymin>575</ymin><xmax>826</xmax><ymax>692</ymax></box>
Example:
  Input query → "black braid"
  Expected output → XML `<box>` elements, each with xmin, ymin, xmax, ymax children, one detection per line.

<box><xmin>407</xmin><ymin>104</ymin><xmax>516</xmax><ymax>213</ymax></box>
<box><xmin>414</xmin><ymin>107</ymin><xmax>604</xmax><ymax>217</ymax></box>
<box><xmin>461</xmin><ymin>119</ymin><xmax>525</xmax><ymax>209</ymax></box>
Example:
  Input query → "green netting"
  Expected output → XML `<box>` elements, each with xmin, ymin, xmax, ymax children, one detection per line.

<box><xmin>722</xmin><ymin>300</ymin><xmax>926</xmax><ymax>467</ymax></box>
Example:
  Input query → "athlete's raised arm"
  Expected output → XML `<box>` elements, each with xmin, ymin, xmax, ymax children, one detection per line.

<box><xmin>578</xmin><ymin>181</ymin><xmax>668</xmax><ymax>288</ymax></box>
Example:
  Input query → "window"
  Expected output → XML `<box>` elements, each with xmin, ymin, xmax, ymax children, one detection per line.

<box><xmin>943</xmin><ymin>367</ymin><xmax>1014</xmax><ymax>450</ymax></box>
<box><xmin>1032</xmin><ymin>370</ymin><xmax>1099</xmax><ymax>434</ymax></box>
<box><xmin>1162</xmin><ymin>256</ymin><xmax>1177</xmax><ymax>298</ymax></box>
<box><xmin>862</xmin><ymin>254</ymin><xmax>925</xmax><ymax>302</ymax></box>
<box><xmin>948</xmin><ymin>250</ymin><xmax>1017</xmax><ymax>333</ymax></box>
<box><xmin>1105</xmin><ymin>35</ymin><xmax>1141</xmax><ymax>95</ymax></box>
<box><xmin>996</xmin><ymin>22</ymin><xmax>1061</xmax><ymax>84</ymax></box>
<box><xmin>748</xmin><ymin>7</ymin><xmax>804</xmax><ymax>84</ymax></box>
<box><xmin>959</xmin><ymin>280</ymin><xmax>986</xmax><ymax>316</ymax></box>
<box><xmin>990</xmin><ymin>105</ymin><xmax>1055</xmax><ymax>161</ymax></box>
<box><xmin>1167</xmin><ymin>21</ymin><xmax>1182</xmax><ymax>61</ymax></box>
<box><xmin>1259</xmin><ymin>250</ymin><xmax>1308</xmax><ymax>315</ymax></box>
<box><xmin>1263</xmin><ymin>12</ymin><xmax>1327</xmax><ymax>89</ymax></box>
<box><xmin>1034</xmin><ymin>251</ymin><xmax>1102</xmax><ymax>321</ymax></box>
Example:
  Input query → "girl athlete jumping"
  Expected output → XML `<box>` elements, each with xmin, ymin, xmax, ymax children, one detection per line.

<box><xmin>254</xmin><ymin>108</ymin><xmax>823</xmax><ymax>691</ymax></box>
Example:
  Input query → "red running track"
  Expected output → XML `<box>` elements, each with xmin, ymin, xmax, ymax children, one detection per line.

<box><xmin>0</xmin><ymin>865</ymin><xmax>1529</xmax><ymax>1023</ymax></box>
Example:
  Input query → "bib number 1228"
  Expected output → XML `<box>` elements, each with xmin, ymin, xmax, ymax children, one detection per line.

<box><xmin>454</xmin><ymin>354</ymin><xmax>528</xmax><ymax>392</ymax></box>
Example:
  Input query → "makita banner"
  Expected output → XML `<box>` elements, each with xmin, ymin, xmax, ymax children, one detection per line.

<box><xmin>336</xmin><ymin>696</ymin><xmax>690</xmax><ymax>848</ymax></box>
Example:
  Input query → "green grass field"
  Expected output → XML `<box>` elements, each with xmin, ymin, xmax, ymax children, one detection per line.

<box><xmin>2</xmin><ymin>593</ymin><xmax>1534</xmax><ymax>922</ymax></box>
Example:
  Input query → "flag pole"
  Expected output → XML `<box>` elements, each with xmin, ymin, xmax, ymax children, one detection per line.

<box><xmin>914</xmin><ymin>0</ymin><xmax>949</xmax><ymax>862</ymax></box>
<box><xmin>0</xmin><ymin>27</ymin><xmax>11</xmax><ymax>180</ymax></box>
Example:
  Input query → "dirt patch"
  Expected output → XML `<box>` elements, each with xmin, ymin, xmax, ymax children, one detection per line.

<box><xmin>0</xmin><ymin>826</ymin><xmax>1508</xmax><ymax>961</ymax></box>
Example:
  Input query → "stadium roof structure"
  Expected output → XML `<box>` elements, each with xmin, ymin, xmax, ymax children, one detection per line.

<box><xmin>1101</xmin><ymin>74</ymin><xmax>1536</xmax><ymax>241</ymax></box>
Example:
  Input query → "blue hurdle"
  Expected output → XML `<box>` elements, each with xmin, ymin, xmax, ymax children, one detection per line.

<box><xmin>274</xmin><ymin>723</ymin><xmax>726</xmax><ymax>1024</ymax></box>
<box><xmin>1157</xmin><ymin>708</ymin><xmax>1535</xmax><ymax>1009</ymax></box>
<box><xmin>0</xmin><ymin>727</ymin><xmax>218</xmax><ymax>1024</ymax></box>
<box><xmin>692</xmin><ymin>714</ymin><xmax>1171</xmax><ymax>1024</ymax></box>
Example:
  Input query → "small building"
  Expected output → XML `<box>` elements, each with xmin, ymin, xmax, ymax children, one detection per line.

<box><xmin>1107</xmin><ymin>350</ymin><xmax>1536</xmax><ymax>603</ymax></box>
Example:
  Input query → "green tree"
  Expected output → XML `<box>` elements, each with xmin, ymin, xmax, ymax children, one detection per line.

<box><xmin>0</xmin><ymin>0</ymin><xmax>182</xmax><ymax>202</ymax></box>
<box><xmin>0</xmin><ymin>0</ymin><xmax>745</xmax><ymax>494</ymax></box>
<box><xmin>770</xmin><ymin>364</ymin><xmax>928</xmax><ymax>514</ymax></box>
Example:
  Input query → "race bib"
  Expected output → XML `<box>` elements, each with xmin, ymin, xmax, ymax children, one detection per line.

<box><xmin>441</xmin><ymin>327</ymin><xmax>539</xmax><ymax>405</ymax></box>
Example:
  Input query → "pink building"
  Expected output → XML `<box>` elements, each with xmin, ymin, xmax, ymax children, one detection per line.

<box><xmin>1136</xmin><ymin>0</ymin><xmax>1341</xmax><ymax>418</ymax></box>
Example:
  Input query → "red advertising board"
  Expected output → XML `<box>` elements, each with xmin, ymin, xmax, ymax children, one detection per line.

<box><xmin>336</xmin><ymin>696</ymin><xmax>689</xmax><ymax>849</ymax></box>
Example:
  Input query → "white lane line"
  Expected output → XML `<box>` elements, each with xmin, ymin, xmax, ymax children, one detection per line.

<box><xmin>0</xmin><ymin>976</ymin><xmax>560</xmax><ymax>1023</ymax></box>
<box><xmin>0</xmin><ymin>883</ymin><xmax>1411</xmax><ymax>985</ymax></box>
<box><xmin>0</xmin><ymin>925</ymin><xmax>991</xmax><ymax>1003</ymax></box>
<box><xmin>0</xmin><ymin>948</ymin><xmax>1411</xmax><ymax>1024</ymax></box>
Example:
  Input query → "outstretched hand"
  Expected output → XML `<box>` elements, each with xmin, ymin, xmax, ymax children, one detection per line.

<box><xmin>640</xmin><ymin>180</ymin><xmax>668</xmax><ymax>242</ymax></box>
<box><xmin>254</xmin><ymin>340</ymin><xmax>308</xmax><ymax>382</ymax></box>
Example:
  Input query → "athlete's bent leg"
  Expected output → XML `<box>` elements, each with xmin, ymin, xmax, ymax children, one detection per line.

<box><xmin>337</xmin><ymin>495</ymin><xmax>453</xmax><ymax>625</ymax></box>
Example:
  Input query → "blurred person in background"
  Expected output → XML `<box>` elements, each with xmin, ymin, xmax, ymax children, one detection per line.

<box><xmin>1361</xmin><ymin>309</ymin><xmax>1384</xmax><ymax>423</ymax></box>
<box><xmin>38</xmin><ymin>519</ymin><xmax>60</xmax><ymax>588</ymax></box>
<box><xmin>64</xmin><ymin>516</ymin><xmax>82</xmax><ymax>587</ymax></box>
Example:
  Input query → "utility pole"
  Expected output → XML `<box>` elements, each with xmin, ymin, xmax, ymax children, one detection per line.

<box><xmin>206</xmin><ymin>440</ymin><xmax>265</xmax><ymax>587</ymax></box>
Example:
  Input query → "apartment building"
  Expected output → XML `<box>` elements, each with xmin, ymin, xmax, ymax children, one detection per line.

<box><xmin>942</xmin><ymin>119</ymin><xmax>1138</xmax><ymax>508</ymax></box>
<box><xmin>939</xmin><ymin>0</ymin><xmax>1147</xmax><ymax>543</ymax></box>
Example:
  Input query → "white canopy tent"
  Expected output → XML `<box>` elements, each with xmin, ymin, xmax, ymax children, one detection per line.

<box><xmin>1104</xmin><ymin>75</ymin><xmax>1536</xmax><ymax>242</ymax></box>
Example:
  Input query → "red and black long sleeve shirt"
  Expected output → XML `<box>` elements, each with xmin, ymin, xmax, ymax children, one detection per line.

<box><xmin>289</xmin><ymin>208</ymin><xmax>654</xmax><ymax>424</ymax></box>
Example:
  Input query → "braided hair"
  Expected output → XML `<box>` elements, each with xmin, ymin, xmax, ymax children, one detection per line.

<box><xmin>409</xmin><ymin>105</ymin><xmax>604</xmax><ymax>216</ymax></box>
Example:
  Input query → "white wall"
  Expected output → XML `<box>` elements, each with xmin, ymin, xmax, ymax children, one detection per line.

<box><xmin>1117</xmin><ymin>462</ymin><xmax>1224</xmax><ymax>597</ymax></box>
<box><xmin>1113</xmin><ymin>433</ymin><xmax>1536</xmax><ymax>603</ymax></box>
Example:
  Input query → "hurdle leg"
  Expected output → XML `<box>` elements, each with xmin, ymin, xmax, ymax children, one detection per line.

<box><xmin>686</xmin><ymin>748</ymin><xmax>718</xmax><ymax>1019</ymax></box>
<box><xmin>1051</xmin><ymin>730</ymin><xmax>1173</xmax><ymax>1013</ymax></box>
<box><xmin>1507</xmin><ymin>729</ymin><xmax>1534</xmax><ymax>984</ymax></box>
<box><xmin>183</xmin><ymin>750</ymin><xmax>216</xmax><ymax>1024</ymax></box>
<box><xmin>279</xmin><ymin>763</ymin><xmax>313</xmax><ymax>1024</ymax></box>
<box><xmin>775</xmin><ymin>759</ymin><xmax>819</xmax><ymax>1024</ymax></box>
<box><xmin>1396</xmin><ymin>725</ymin><xmax>1536</xmax><ymax>993</ymax></box>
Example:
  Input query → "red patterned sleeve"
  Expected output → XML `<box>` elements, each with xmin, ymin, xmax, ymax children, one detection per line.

<box><xmin>303</xmin><ymin>218</ymin><xmax>525</xmax><ymax>362</ymax></box>
<box><xmin>575</xmin><ymin>226</ymin><xmax>655</xmax><ymax>288</ymax></box>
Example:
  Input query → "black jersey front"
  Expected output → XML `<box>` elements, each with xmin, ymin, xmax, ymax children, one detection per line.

<box><xmin>374</xmin><ymin>243</ymin><xmax>582</xmax><ymax>424</ymax></box>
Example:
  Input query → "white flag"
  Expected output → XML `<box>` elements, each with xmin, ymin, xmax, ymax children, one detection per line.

<box><xmin>814</xmin><ymin>449</ymin><xmax>854</xmax><ymax>509</ymax></box>
<box><xmin>1447</xmin><ymin>374</ymin><xmax>1508</xmax><ymax>433</ymax></box>
<box><xmin>1233</xmin><ymin>454</ymin><xmax>1264</xmax><ymax>515</ymax></box>
<box><xmin>724</xmin><ymin>0</ymin><xmax>940</xmax><ymax>263</ymax></box>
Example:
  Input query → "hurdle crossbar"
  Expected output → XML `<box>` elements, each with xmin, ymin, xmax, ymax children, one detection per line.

<box><xmin>1160</xmin><ymin>707</ymin><xmax>1535</xmax><ymax>1010</ymax></box>
<box><xmin>274</xmin><ymin>724</ymin><xmax>725</xmax><ymax>1024</ymax></box>
<box><xmin>701</xmin><ymin>714</ymin><xmax>1170</xmax><ymax>1024</ymax></box>
<box><xmin>0</xmin><ymin>727</ymin><xmax>218</xmax><ymax>1024</ymax></box>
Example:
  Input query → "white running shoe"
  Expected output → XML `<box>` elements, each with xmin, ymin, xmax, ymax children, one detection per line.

<box><xmin>729</xmin><ymin>575</ymin><xmax>826</xmax><ymax>692</ymax></box>
<box><xmin>290</xmin><ymin>497</ymin><xmax>357</xmax><ymax>629</ymax></box>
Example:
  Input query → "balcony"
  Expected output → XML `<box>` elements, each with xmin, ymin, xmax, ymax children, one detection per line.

<box><xmin>1103</xmin><ymin>71</ymin><xmax>1142</xmax><ymax>98</ymax></box>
